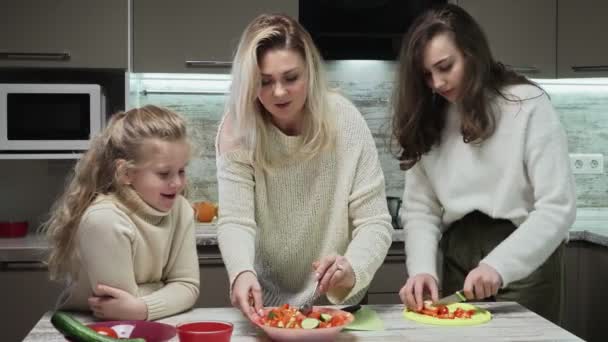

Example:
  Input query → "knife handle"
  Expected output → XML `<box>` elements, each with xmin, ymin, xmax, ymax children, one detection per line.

<box><xmin>341</xmin><ymin>304</ymin><xmax>361</xmax><ymax>313</ymax></box>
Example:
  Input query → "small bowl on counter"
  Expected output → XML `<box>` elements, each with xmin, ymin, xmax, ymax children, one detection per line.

<box><xmin>0</xmin><ymin>221</ymin><xmax>28</xmax><ymax>238</ymax></box>
<box><xmin>88</xmin><ymin>320</ymin><xmax>176</xmax><ymax>342</ymax></box>
<box><xmin>176</xmin><ymin>321</ymin><xmax>233</xmax><ymax>342</ymax></box>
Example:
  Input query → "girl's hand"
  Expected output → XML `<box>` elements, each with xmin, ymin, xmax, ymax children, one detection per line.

<box><xmin>399</xmin><ymin>273</ymin><xmax>439</xmax><ymax>311</ymax></box>
<box><xmin>231</xmin><ymin>271</ymin><xmax>263</xmax><ymax>322</ymax></box>
<box><xmin>312</xmin><ymin>255</ymin><xmax>355</xmax><ymax>294</ymax></box>
<box><xmin>88</xmin><ymin>284</ymin><xmax>147</xmax><ymax>320</ymax></box>
<box><xmin>463</xmin><ymin>263</ymin><xmax>502</xmax><ymax>300</ymax></box>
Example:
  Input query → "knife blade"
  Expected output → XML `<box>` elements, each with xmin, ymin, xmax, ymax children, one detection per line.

<box><xmin>435</xmin><ymin>290</ymin><xmax>467</xmax><ymax>305</ymax></box>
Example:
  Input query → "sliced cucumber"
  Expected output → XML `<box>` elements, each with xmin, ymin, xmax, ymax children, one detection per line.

<box><xmin>50</xmin><ymin>311</ymin><xmax>144</xmax><ymax>342</ymax></box>
<box><xmin>301</xmin><ymin>318</ymin><xmax>320</xmax><ymax>329</ymax></box>
<box><xmin>320</xmin><ymin>313</ymin><xmax>333</xmax><ymax>322</ymax></box>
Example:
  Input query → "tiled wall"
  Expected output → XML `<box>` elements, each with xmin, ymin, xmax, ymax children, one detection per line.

<box><xmin>129</xmin><ymin>62</ymin><xmax>608</xmax><ymax>208</ymax></box>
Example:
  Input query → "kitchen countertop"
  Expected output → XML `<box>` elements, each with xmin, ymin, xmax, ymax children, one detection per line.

<box><xmin>23</xmin><ymin>302</ymin><xmax>582</xmax><ymax>341</ymax></box>
<box><xmin>3</xmin><ymin>208</ymin><xmax>608</xmax><ymax>263</ymax></box>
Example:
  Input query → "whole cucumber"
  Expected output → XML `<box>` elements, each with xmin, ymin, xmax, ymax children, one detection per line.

<box><xmin>50</xmin><ymin>311</ymin><xmax>145</xmax><ymax>342</ymax></box>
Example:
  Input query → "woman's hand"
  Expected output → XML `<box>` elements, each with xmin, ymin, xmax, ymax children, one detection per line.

<box><xmin>88</xmin><ymin>284</ymin><xmax>147</xmax><ymax>320</ymax></box>
<box><xmin>399</xmin><ymin>273</ymin><xmax>439</xmax><ymax>311</ymax></box>
<box><xmin>463</xmin><ymin>263</ymin><xmax>502</xmax><ymax>300</ymax></box>
<box><xmin>312</xmin><ymin>255</ymin><xmax>355</xmax><ymax>294</ymax></box>
<box><xmin>231</xmin><ymin>271</ymin><xmax>263</xmax><ymax>322</ymax></box>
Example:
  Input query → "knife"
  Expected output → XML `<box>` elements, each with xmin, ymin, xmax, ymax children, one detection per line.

<box><xmin>341</xmin><ymin>304</ymin><xmax>362</xmax><ymax>313</ymax></box>
<box><xmin>435</xmin><ymin>290</ymin><xmax>467</xmax><ymax>305</ymax></box>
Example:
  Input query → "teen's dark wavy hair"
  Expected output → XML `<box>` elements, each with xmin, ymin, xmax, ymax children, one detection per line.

<box><xmin>391</xmin><ymin>4</ymin><xmax>538</xmax><ymax>170</ymax></box>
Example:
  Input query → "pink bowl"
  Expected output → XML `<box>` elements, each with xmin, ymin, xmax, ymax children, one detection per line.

<box><xmin>87</xmin><ymin>320</ymin><xmax>176</xmax><ymax>342</ymax></box>
<box><xmin>176</xmin><ymin>321</ymin><xmax>234</xmax><ymax>342</ymax></box>
<box><xmin>255</xmin><ymin>307</ymin><xmax>354</xmax><ymax>342</ymax></box>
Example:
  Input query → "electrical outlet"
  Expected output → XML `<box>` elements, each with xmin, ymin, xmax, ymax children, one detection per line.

<box><xmin>569</xmin><ymin>153</ymin><xmax>604</xmax><ymax>174</ymax></box>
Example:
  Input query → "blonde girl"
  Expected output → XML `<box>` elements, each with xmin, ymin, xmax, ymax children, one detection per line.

<box><xmin>217</xmin><ymin>13</ymin><xmax>393</xmax><ymax>321</ymax></box>
<box><xmin>44</xmin><ymin>105</ymin><xmax>199</xmax><ymax>321</ymax></box>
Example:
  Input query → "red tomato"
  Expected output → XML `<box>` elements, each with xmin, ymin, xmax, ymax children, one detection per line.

<box><xmin>420</xmin><ymin>309</ymin><xmax>438</xmax><ymax>317</ymax></box>
<box><xmin>417</xmin><ymin>306</ymin><xmax>475</xmax><ymax>320</ymax></box>
<box><xmin>308</xmin><ymin>311</ymin><xmax>321</xmax><ymax>320</ymax></box>
<box><xmin>436</xmin><ymin>305</ymin><xmax>449</xmax><ymax>315</ymax></box>
<box><xmin>91</xmin><ymin>326</ymin><xmax>118</xmax><ymax>338</ymax></box>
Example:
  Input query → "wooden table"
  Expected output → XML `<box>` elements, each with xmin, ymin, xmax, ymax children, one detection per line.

<box><xmin>23</xmin><ymin>302</ymin><xmax>583</xmax><ymax>341</ymax></box>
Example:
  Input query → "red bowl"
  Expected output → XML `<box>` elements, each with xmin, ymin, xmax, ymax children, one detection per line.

<box><xmin>176</xmin><ymin>321</ymin><xmax>234</xmax><ymax>342</ymax></box>
<box><xmin>255</xmin><ymin>306</ymin><xmax>354</xmax><ymax>342</ymax></box>
<box><xmin>87</xmin><ymin>320</ymin><xmax>176</xmax><ymax>342</ymax></box>
<box><xmin>0</xmin><ymin>221</ymin><xmax>28</xmax><ymax>238</ymax></box>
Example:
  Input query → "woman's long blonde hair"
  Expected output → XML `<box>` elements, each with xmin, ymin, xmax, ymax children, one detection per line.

<box><xmin>226</xmin><ymin>13</ymin><xmax>334</xmax><ymax>169</ymax></box>
<box><xmin>43</xmin><ymin>105</ymin><xmax>189</xmax><ymax>281</ymax></box>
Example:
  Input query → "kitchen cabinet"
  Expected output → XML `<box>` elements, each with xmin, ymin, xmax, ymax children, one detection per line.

<box><xmin>367</xmin><ymin>242</ymin><xmax>407</xmax><ymax>304</ymax></box>
<box><xmin>557</xmin><ymin>0</ymin><xmax>608</xmax><ymax>78</ymax></box>
<box><xmin>0</xmin><ymin>262</ymin><xmax>64</xmax><ymax>342</ymax></box>
<box><xmin>563</xmin><ymin>243</ymin><xmax>580</xmax><ymax>336</ymax></box>
<box><xmin>563</xmin><ymin>241</ymin><xmax>608</xmax><ymax>342</ymax></box>
<box><xmin>0</xmin><ymin>0</ymin><xmax>128</xmax><ymax>69</ymax></box>
<box><xmin>196</xmin><ymin>247</ymin><xmax>231</xmax><ymax>307</ymax></box>
<box><xmin>133</xmin><ymin>0</ymin><xmax>298</xmax><ymax>73</ymax></box>
<box><xmin>457</xmin><ymin>0</ymin><xmax>556</xmax><ymax>78</ymax></box>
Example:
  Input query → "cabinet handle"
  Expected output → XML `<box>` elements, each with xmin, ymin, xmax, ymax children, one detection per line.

<box><xmin>198</xmin><ymin>255</ymin><xmax>223</xmax><ymax>265</ymax></box>
<box><xmin>507</xmin><ymin>65</ymin><xmax>540</xmax><ymax>74</ymax></box>
<box><xmin>0</xmin><ymin>52</ymin><xmax>70</xmax><ymax>61</ymax></box>
<box><xmin>571</xmin><ymin>65</ymin><xmax>608</xmax><ymax>72</ymax></box>
<box><xmin>185</xmin><ymin>60</ymin><xmax>232</xmax><ymax>68</ymax></box>
<box><xmin>0</xmin><ymin>261</ymin><xmax>48</xmax><ymax>270</ymax></box>
<box><xmin>141</xmin><ymin>89</ymin><xmax>228</xmax><ymax>96</ymax></box>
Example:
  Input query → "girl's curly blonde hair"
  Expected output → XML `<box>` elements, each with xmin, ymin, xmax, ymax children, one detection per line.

<box><xmin>42</xmin><ymin>105</ymin><xmax>189</xmax><ymax>281</ymax></box>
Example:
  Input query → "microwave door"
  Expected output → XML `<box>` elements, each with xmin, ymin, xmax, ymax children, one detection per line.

<box><xmin>0</xmin><ymin>85</ymin><xmax>102</xmax><ymax>151</ymax></box>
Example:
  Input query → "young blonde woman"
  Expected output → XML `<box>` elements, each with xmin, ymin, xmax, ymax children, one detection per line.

<box><xmin>392</xmin><ymin>4</ymin><xmax>575</xmax><ymax>324</ymax></box>
<box><xmin>44</xmin><ymin>105</ymin><xmax>199</xmax><ymax>321</ymax></box>
<box><xmin>216</xmin><ymin>14</ymin><xmax>393</xmax><ymax>320</ymax></box>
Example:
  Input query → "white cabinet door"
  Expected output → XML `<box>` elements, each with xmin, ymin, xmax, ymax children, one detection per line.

<box><xmin>0</xmin><ymin>0</ymin><xmax>128</xmax><ymax>69</ymax></box>
<box><xmin>133</xmin><ymin>0</ymin><xmax>298</xmax><ymax>73</ymax></box>
<box><xmin>458</xmin><ymin>0</ymin><xmax>556</xmax><ymax>78</ymax></box>
<box><xmin>558</xmin><ymin>0</ymin><xmax>608</xmax><ymax>78</ymax></box>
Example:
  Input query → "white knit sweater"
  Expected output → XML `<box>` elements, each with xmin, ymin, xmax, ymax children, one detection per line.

<box><xmin>216</xmin><ymin>93</ymin><xmax>393</xmax><ymax>306</ymax></box>
<box><xmin>403</xmin><ymin>84</ymin><xmax>576</xmax><ymax>287</ymax></box>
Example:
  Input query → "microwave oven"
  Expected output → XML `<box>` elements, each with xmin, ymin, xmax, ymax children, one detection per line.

<box><xmin>0</xmin><ymin>83</ymin><xmax>105</xmax><ymax>151</ymax></box>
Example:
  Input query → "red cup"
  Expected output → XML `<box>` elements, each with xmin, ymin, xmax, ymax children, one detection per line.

<box><xmin>0</xmin><ymin>221</ymin><xmax>28</xmax><ymax>238</ymax></box>
<box><xmin>176</xmin><ymin>321</ymin><xmax>233</xmax><ymax>342</ymax></box>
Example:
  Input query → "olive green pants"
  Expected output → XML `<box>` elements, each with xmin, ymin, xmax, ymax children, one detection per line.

<box><xmin>440</xmin><ymin>211</ymin><xmax>564</xmax><ymax>325</ymax></box>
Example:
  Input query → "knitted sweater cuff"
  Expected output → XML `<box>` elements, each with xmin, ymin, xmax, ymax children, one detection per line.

<box><xmin>141</xmin><ymin>294</ymin><xmax>166</xmax><ymax>321</ymax></box>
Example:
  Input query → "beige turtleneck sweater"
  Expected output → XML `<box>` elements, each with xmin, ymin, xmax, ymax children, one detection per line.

<box><xmin>59</xmin><ymin>193</ymin><xmax>200</xmax><ymax>320</ymax></box>
<box><xmin>216</xmin><ymin>93</ymin><xmax>394</xmax><ymax>306</ymax></box>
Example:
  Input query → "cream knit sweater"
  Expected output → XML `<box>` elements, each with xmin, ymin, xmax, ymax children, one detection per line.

<box><xmin>216</xmin><ymin>93</ymin><xmax>393</xmax><ymax>306</ymax></box>
<box><xmin>59</xmin><ymin>192</ymin><xmax>200</xmax><ymax>320</ymax></box>
<box><xmin>403</xmin><ymin>84</ymin><xmax>576</xmax><ymax>287</ymax></box>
